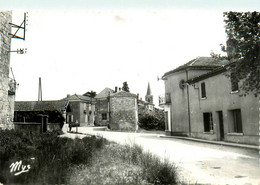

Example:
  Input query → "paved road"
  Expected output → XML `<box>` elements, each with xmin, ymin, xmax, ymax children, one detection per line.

<box><xmin>63</xmin><ymin>128</ymin><xmax>260</xmax><ymax>185</ymax></box>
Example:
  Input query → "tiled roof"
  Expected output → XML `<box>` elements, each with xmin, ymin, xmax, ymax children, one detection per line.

<box><xmin>95</xmin><ymin>88</ymin><xmax>114</xmax><ymax>99</ymax></box>
<box><xmin>61</xmin><ymin>94</ymin><xmax>91</xmax><ymax>102</ymax></box>
<box><xmin>110</xmin><ymin>90</ymin><xmax>137</xmax><ymax>98</ymax></box>
<box><xmin>15</xmin><ymin>100</ymin><xmax>68</xmax><ymax>113</ymax></box>
<box><xmin>186</xmin><ymin>63</ymin><xmax>233</xmax><ymax>84</ymax></box>
<box><xmin>162</xmin><ymin>57</ymin><xmax>229</xmax><ymax>79</ymax></box>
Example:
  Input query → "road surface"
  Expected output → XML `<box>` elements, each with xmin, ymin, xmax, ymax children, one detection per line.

<box><xmin>62</xmin><ymin>128</ymin><xmax>260</xmax><ymax>184</ymax></box>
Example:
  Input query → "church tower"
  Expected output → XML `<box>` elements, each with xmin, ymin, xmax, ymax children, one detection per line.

<box><xmin>145</xmin><ymin>82</ymin><xmax>153</xmax><ymax>104</ymax></box>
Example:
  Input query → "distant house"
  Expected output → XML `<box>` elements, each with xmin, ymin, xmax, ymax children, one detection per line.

<box><xmin>62</xmin><ymin>94</ymin><xmax>95</xmax><ymax>126</ymax></box>
<box><xmin>95</xmin><ymin>88</ymin><xmax>114</xmax><ymax>126</ymax></box>
<box><xmin>161</xmin><ymin>56</ymin><xmax>258</xmax><ymax>145</ymax></box>
<box><xmin>95</xmin><ymin>87</ymin><xmax>138</xmax><ymax>130</ymax></box>
<box><xmin>14</xmin><ymin>100</ymin><xmax>69</xmax><ymax>132</ymax></box>
<box><xmin>109</xmin><ymin>91</ymin><xmax>138</xmax><ymax>130</ymax></box>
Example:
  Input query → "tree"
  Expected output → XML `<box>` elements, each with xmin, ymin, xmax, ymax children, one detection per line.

<box><xmin>83</xmin><ymin>90</ymin><xmax>96</xmax><ymax>98</ymax></box>
<box><xmin>222</xmin><ymin>11</ymin><xmax>260</xmax><ymax>96</ymax></box>
<box><xmin>122</xmin><ymin>81</ymin><xmax>130</xmax><ymax>92</ymax></box>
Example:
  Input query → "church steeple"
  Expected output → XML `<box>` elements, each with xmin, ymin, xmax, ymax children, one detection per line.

<box><xmin>146</xmin><ymin>82</ymin><xmax>152</xmax><ymax>96</ymax></box>
<box><xmin>145</xmin><ymin>82</ymin><xmax>153</xmax><ymax>104</ymax></box>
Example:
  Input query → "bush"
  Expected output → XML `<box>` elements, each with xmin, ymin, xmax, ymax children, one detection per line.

<box><xmin>70</xmin><ymin>143</ymin><xmax>178</xmax><ymax>185</ymax></box>
<box><xmin>0</xmin><ymin>129</ymin><xmax>106</xmax><ymax>184</ymax></box>
<box><xmin>139</xmin><ymin>112</ymin><xmax>165</xmax><ymax>130</ymax></box>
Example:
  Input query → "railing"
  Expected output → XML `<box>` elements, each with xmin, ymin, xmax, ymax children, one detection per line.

<box><xmin>159</xmin><ymin>93</ymin><xmax>171</xmax><ymax>105</ymax></box>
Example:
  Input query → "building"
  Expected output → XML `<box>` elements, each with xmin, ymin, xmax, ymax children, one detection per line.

<box><xmin>109</xmin><ymin>91</ymin><xmax>138</xmax><ymax>130</ymax></box>
<box><xmin>161</xmin><ymin>56</ymin><xmax>258</xmax><ymax>145</ymax></box>
<box><xmin>138</xmin><ymin>83</ymin><xmax>155</xmax><ymax>115</ymax></box>
<box><xmin>62</xmin><ymin>94</ymin><xmax>95</xmax><ymax>126</ymax></box>
<box><xmin>95</xmin><ymin>87</ymin><xmax>138</xmax><ymax>130</ymax></box>
<box><xmin>14</xmin><ymin>100</ymin><xmax>69</xmax><ymax>132</ymax></box>
<box><xmin>0</xmin><ymin>11</ymin><xmax>15</xmax><ymax>130</ymax></box>
<box><xmin>95</xmin><ymin>87</ymin><xmax>114</xmax><ymax>126</ymax></box>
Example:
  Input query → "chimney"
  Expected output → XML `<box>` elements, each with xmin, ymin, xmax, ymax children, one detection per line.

<box><xmin>115</xmin><ymin>86</ymin><xmax>118</xmax><ymax>93</ymax></box>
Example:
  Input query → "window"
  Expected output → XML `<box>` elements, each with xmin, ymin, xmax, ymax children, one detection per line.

<box><xmin>230</xmin><ymin>109</ymin><xmax>243</xmax><ymax>133</ymax></box>
<box><xmin>102</xmin><ymin>113</ymin><xmax>107</xmax><ymax>120</ymax></box>
<box><xmin>201</xmin><ymin>82</ymin><xmax>206</xmax><ymax>98</ymax></box>
<box><xmin>67</xmin><ymin>115</ymin><xmax>73</xmax><ymax>123</ymax></box>
<box><xmin>231</xmin><ymin>73</ymin><xmax>239</xmax><ymax>92</ymax></box>
<box><xmin>203</xmin><ymin>112</ymin><xmax>213</xmax><ymax>132</ymax></box>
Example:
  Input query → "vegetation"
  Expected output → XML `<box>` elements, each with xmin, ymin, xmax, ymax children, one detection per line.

<box><xmin>83</xmin><ymin>90</ymin><xmax>97</xmax><ymax>98</ymax></box>
<box><xmin>122</xmin><ymin>81</ymin><xmax>130</xmax><ymax>92</ymax></box>
<box><xmin>0</xmin><ymin>129</ymin><xmax>178</xmax><ymax>184</ymax></box>
<box><xmin>70</xmin><ymin>143</ymin><xmax>178</xmax><ymax>185</ymax></box>
<box><xmin>139</xmin><ymin>109</ymin><xmax>165</xmax><ymax>131</ymax></box>
<box><xmin>220</xmin><ymin>11</ymin><xmax>260</xmax><ymax>96</ymax></box>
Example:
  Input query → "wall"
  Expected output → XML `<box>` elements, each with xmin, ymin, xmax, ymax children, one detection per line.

<box><xmin>189</xmin><ymin>72</ymin><xmax>259</xmax><ymax>145</ymax></box>
<box><xmin>0</xmin><ymin>11</ymin><xmax>14</xmax><ymax>130</ymax></box>
<box><xmin>164</xmin><ymin>69</ymin><xmax>212</xmax><ymax>136</ymax></box>
<box><xmin>109</xmin><ymin>95</ymin><xmax>138</xmax><ymax>131</ymax></box>
<box><xmin>95</xmin><ymin>98</ymin><xmax>110</xmax><ymax>126</ymax></box>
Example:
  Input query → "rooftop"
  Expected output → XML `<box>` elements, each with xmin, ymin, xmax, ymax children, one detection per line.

<box><xmin>162</xmin><ymin>56</ymin><xmax>229</xmax><ymax>79</ymax></box>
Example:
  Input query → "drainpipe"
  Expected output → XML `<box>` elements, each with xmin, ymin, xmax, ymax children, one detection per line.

<box><xmin>185</xmin><ymin>70</ymin><xmax>191</xmax><ymax>137</ymax></box>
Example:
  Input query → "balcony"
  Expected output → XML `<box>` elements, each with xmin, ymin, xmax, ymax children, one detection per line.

<box><xmin>159</xmin><ymin>93</ymin><xmax>171</xmax><ymax>105</ymax></box>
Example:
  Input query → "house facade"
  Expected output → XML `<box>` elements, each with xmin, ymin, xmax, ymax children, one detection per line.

<box><xmin>161</xmin><ymin>56</ymin><xmax>259</xmax><ymax>145</ymax></box>
<box><xmin>94</xmin><ymin>88</ymin><xmax>114</xmax><ymax>126</ymax></box>
<box><xmin>0</xmin><ymin>11</ymin><xmax>15</xmax><ymax>130</ymax></box>
<box><xmin>62</xmin><ymin>94</ymin><xmax>95</xmax><ymax>126</ymax></box>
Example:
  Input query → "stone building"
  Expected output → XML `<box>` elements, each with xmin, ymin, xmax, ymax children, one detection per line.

<box><xmin>109</xmin><ymin>91</ymin><xmax>138</xmax><ymax>130</ymax></box>
<box><xmin>161</xmin><ymin>56</ymin><xmax>258</xmax><ymax>145</ymax></box>
<box><xmin>95</xmin><ymin>87</ymin><xmax>138</xmax><ymax>130</ymax></box>
<box><xmin>0</xmin><ymin>11</ymin><xmax>15</xmax><ymax>129</ymax></box>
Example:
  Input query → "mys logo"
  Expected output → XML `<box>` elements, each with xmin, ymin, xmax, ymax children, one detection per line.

<box><xmin>10</xmin><ymin>160</ymin><xmax>31</xmax><ymax>176</ymax></box>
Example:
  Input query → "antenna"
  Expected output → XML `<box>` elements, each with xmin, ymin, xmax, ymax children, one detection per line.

<box><xmin>38</xmin><ymin>77</ymin><xmax>42</xmax><ymax>102</ymax></box>
<box><xmin>9</xmin><ymin>12</ymin><xmax>28</xmax><ymax>40</ymax></box>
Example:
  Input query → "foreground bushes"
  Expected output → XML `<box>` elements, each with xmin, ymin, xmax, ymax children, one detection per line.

<box><xmin>0</xmin><ymin>129</ymin><xmax>178</xmax><ymax>184</ymax></box>
<box><xmin>70</xmin><ymin>143</ymin><xmax>178</xmax><ymax>185</ymax></box>
<box><xmin>0</xmin><ymin>129</ymin><xmax>106</xmax><ymax>184</ymax></box>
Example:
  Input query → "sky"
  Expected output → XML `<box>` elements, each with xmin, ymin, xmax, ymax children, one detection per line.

<box><xmin>1</xmin><ymin>0</ymin><xmax>259</xmax><ymax>105</ymax></box>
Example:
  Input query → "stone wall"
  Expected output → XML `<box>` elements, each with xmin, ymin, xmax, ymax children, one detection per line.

<box><xmin>0</xmin><ymin>11</ymin><xmax>14</xmax><ymax>129</ymax></box>
<box><xmin>95</xmin><ymin>98</ymin><xmax>110</xmax><ymax>126</ymax></box>
<box><xmin>109</xmin><ymin>92</ymin><xmax>138</xmax><ymax>131</ymax></box>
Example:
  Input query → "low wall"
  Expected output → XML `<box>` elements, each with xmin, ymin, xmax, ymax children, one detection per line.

<box><xmin>14</xmin><ymin>122</ymin><xmax>61</xmax><ymax>133</ymax></box>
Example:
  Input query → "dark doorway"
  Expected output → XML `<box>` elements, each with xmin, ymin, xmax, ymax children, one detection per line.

<box><xmin>165</xmin><ymin>111</ymin><xmax>168</xmax><ymax>130</ymax></box>
<box><xmin>217</xmin><ymin>111</ymin><xmax>224</xmax><ymax>141</ymax></box>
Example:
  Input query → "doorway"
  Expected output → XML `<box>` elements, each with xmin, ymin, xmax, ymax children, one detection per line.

<box><xmin>217</xmin><ymin>111</ymin><xmax>224</xmax><ymax>141</ymax></box>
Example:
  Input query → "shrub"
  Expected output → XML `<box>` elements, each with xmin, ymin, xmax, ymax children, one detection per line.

<box><xmin>0</xmin><ymin>129</ymin><xmax>106</xmax><ymax>184</ymax></box>
<box><xmin>139</xmin><ymin>112</ymin><xmax>165</xmax><ymax>130</ymax></box>
<box><xmin>70</xmin><ymin>143</ymin><xmax>178</xmax><ymax>185</ymax></box>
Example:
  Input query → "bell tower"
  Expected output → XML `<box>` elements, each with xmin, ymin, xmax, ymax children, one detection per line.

<box><xmin>145</xmin><ymin>82</ymin><xmax>153</xmax><ymax>104</ymax></box>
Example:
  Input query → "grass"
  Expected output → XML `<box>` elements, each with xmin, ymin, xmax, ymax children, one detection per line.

<box><xmin>70</xmin><ymin>143</ymin><xmax>178</xmax><ymax>185</ymax></box>
<box><xmin>0</xmin><ymin>129</ymin><xmax>179</xmax><ymax>185</ymax></box>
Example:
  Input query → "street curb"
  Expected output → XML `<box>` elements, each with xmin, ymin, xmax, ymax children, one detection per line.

<box><xmin>158</xmin><ymin>135</ymin><xmax>259</xmax><ymax>150</ymax></box>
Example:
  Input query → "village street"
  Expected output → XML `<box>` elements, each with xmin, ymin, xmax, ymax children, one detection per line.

<box><xmin>63</xmin><ymin>128</ymin><xmax>260</xmax><ymax>185</ymax></box>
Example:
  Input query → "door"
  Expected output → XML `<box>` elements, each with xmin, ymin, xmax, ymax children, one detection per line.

<box><xmin>218</xmin><ymin>111</ymin><xmax>224</xmax><ymax>141</ymax></box>
<box><xmin>165</xmin><ymin>111</ymin><xmax>168</xmax><ymax>131</ymax></box>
